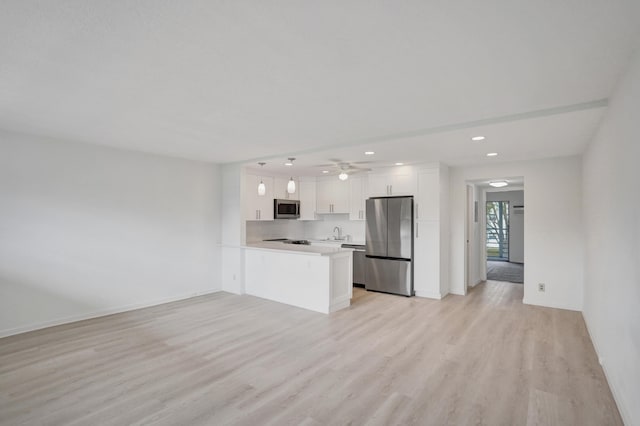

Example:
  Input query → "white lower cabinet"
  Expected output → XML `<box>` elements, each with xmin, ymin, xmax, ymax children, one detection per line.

<box><xmin>414</xmin><ymin>221</ymin><xmax>441</xmax><ymax>299</ymax></box>
<box><xmin>244</xmin><ymin>248</ymin><xmax>352</xmax><ymax>314</ymax></box>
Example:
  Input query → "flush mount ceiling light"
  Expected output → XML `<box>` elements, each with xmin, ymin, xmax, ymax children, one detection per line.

<box><xmin>257</xmin><ymin>162</ymin><xmax>266</xmax><ymax>196</ymax></box>
<box><xmin>365</xmin><ymin>151</ymin><xmax>375</xmax><ymax>155</ymax></box>
<box><xmin>486</xmin><ymin>152</ymin><xmax>498</xmax><ymax>157</ymax></box>
<box><xmin>284</xmin><ymin>157</ymin><xmax>295</xmax><ymax>166</ymax></box>
<box><xmin>471</xmin><ymin>136</ymin><xmax>486</xmax><ymax>141</ymax></box>
<box><xmin>395</xmin><ymin>162</ymin><xmax>404</xmax><ymax>166</ymax></box>
<box><xmin>322</xmin><ymin>170</ymin><xmax>329</xmax><ymax>174</ymax></box>
<box><xmin>338</xmin><ymin>171</ymin><xmax>349</xmax><ymax>181</ymax></box>
<box><xmin>489</xmin><ymin>181</ymin><xmax>509</xmax><ymax>188</ymax></box>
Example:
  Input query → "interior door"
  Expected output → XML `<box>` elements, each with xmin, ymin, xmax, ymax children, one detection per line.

<box><xmin>366</xmin><ymin>198</ymin><xmax>387</xmax><ymax>257</ymax></box>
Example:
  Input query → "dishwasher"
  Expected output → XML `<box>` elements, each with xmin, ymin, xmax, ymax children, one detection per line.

<box><xmin>341</xmin><ymin>243</ymin><xmax>366</xmax><ymax>287</ymax></box>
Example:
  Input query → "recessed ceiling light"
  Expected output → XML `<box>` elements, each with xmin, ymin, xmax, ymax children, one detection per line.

<box><xmin>471</xmin><ymin>136</ymin><xmax>486</xmax><ymax>141</ymax></box>
<box><xmin>322</xmin><ymin>170</ymin><xmax>329</xmax><ymax>174</ymax></box>
<box><xmin>489</xmin><ymin>181</ymin><xmax>508</xmax><ymax>188</ymax></box>
<box><xmin>365</xmin><ymin>151</ymin><xmax>375</xmax><ymax>155</ymax></box>
<box><xmin>395</xmin><ymin>162</ymin><xmax>404</xmax><ymax>166</ymax></box>
<box><xmin>486</xmin><ymin>152</ymin><xmax>498</xmax><ymax>157</ymax></box>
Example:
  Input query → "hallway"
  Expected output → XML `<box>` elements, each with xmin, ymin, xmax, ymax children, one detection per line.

<box><xmin>487</xmin><ymin>260</ymin><xmax>524</xmax><ymax>283</ymax></box>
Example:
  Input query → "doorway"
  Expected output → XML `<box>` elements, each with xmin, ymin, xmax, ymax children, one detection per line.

<box><xmin>485</xmin><ymin>189</ymin><xmax>524</xmax><ymax>284</ymax></box>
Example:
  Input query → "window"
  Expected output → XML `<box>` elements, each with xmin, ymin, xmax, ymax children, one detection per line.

<box><xmin>486</xmin><ymin>201</ymin><xmax>509</xmax><ymax>260</ymax></box>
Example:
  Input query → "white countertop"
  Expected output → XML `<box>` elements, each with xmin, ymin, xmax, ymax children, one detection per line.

<box><xmin>244</xmin><ymin>241</ymin><xmax>353</xmax><ymax>256</ymax></box>
<box><xmin>307</xmin><ymin>238</ymin><xmax>366</xmax><ymax>246</ymax></box>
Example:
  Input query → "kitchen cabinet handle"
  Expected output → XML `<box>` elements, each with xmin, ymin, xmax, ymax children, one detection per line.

<box><xmin>416</xmin><ymin>204</ymin><xmax>419</xmax><ymax>219</ymax></box>
<box><xmin>416</xmin><ymin>222</ymin><xmax>419</xmax><ymax>238</ymax></box>
<box><xmin>390</xmin><ymin>185</ymin><xmax>393</xmax><ymax>195</ymax></box>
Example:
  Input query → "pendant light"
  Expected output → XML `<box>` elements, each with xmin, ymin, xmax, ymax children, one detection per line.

<box><xmin>286</xmin><ymin>158</ymin><xmax>296</xmax><ymax>194</ymax></box>
<box><xmin>257</xmin><ymin>162</ymin><xmax>266</xmax><ymax>196</ymax></box>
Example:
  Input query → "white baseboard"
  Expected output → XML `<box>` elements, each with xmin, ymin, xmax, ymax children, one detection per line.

<box><xmin>0</xmin><ymin>288</ymin><xmax>222</xmax><ymax>339</ymax></box>
<box><xmin>330</xmin><ymin>295</ymin><xmax>351</xmax><ymax>313</ymax></box>
<box><xmin>522</xmin><ymin>297</ymin><xmax>581</xmax><ymax>312</ymax></box>
<box><xmin>415</xmin><ymin>291</ymin><xmax>442</xmax><ymax>300</ymax></box>
<box><xmin>469</xmin><ymin>279</ymin><xmax>483</xmax><ymax>288</ymax></box>
<box><xmin>582</xmin><ymin>313</ymin><xmax>631</xmax><ymax>426</ymax></box>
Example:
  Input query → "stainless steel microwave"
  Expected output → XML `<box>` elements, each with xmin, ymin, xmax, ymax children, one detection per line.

<box><xmin>274</xmin><ymin>199</ymin><xmax>300</xmax><ymax>219</ymax></box>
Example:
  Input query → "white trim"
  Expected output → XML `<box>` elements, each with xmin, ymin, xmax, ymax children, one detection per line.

<box><xmin>522</xmin><ymin>297</ymin><xmax>580</xmax><ymax>312</ymax></box>
<box><xmin>582</xmin><ymin>313</ymin><xmax>631</xmax><ymax>426</ymax></box>
<box><xmin>329</xmin><ymin>295</ymin><xmax>351</xmax><ymax>313</ymax></box>
<box><xmin>415</xmin><ymin>291</ymin><xmax>443</xmax><ymax>299</ymax></box>
<box><xmin>469</xmin><ymin>279</ymin><xmax>483</xmax><ymax>288</ymax></box>
<box><xmin>0</xmin><ymin>288</ymin><xmax>222</xmax><ymax>339</ymax></box>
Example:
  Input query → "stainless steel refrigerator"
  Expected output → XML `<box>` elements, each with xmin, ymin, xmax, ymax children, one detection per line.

<box><xmin>365</xmin><ymin>196</ymin><xmax>414</xmax><ymax>296</ymax></box>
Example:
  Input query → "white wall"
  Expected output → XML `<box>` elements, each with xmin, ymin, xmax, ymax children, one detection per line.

<box><xmin>220</xmin><ymin>163</ymin><xmax>245</xmax><ymax>294</ymax></box>
<box><xmin>582</xmin><ymin>50</ymin><xmax>640</xmax><ymax>426</ymax></box>
<box><xmin>450</xmin><ymin>156</ymin><xmax>583</xmax><ymax>311</ymax></box>
<box><xmin>466</xmin><ymin>184</ymin><xmax>484</xmax><ymax>287</ymax></box>
<box><xmin>0</xmin><ymin>131</ymin><xmax>221</xmax><ymax>337</ymax></box>
<box><xmin>486</xmin><ymin>190</ymin><xmax>525</xmax><ymax>263</ymax></box>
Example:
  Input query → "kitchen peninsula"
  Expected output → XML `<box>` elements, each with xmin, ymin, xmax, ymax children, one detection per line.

<box><xmin>243</xmin><ymin>241</ymin><xmax>353</xmax><ymax>314</ymax></box>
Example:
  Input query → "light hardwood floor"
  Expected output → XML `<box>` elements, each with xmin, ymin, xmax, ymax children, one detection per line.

<box><xmin>0</xmin><ymin>281</ymin><xmax>622</xmax><ymax>425</ymax></box>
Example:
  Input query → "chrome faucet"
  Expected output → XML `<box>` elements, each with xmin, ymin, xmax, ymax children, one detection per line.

<box><xmin>333</xmin><ymin>226</ymin><xmax>342</xmax><ymax>240</ymax></box>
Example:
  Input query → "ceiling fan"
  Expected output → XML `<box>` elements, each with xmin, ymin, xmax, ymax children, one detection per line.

<box><xmin>314</xmin><ymin>159</ymin><xmax>372</xmax><ymax>180</ymax></box>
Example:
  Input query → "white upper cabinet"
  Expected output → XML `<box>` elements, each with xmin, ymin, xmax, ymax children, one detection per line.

<box><xmin>273</xmin><ymin>177</ymin><xmax>300</xmax><ymax>201</ymax></box>
<box><xmin>298</xmin><ymin>178</ymin><xmax>317</xmax><ymax>220</ymax></box>
<box><xmin>417</xmin><ymin>169</ymin><xmax>439</xmax><ymax>221</ymax></box>
<box><xmin>349</xmin><ymin>175</ymin><xmax>367</xmax><ymax>220</ymax></box>
<box><xmin>368</xmin><ymin>168</ymin><xmax>417</xmax><ymax>197</ymax></box>
<box><xmin>316</xmin><ymin>177</ymin><xmax>349</xmax><ymax>214</ymax></box>
<box><xmin>245</xmin><ymin>174</ymin><xmax>274</xmax><ymax>221</ymax></box>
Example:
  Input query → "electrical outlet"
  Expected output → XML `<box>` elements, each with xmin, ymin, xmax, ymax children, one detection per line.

<box><xmin>538</xmin><ymin>283</ymin><xmax>545</xmax><ymax>292</ymax></box>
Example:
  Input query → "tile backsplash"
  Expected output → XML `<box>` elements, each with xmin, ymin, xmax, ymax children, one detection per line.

<box><xmin>246</xmin><ymin>214</ymin><xmax>366</xmax><ymax>244</ymax></box>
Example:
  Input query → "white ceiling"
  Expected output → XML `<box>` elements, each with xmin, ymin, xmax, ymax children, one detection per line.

<box><xmin>1</xmin><ymin>1</ymin><xmax>639</xmax><ymax>165</ymax></box>
<box><xmin>247</xmin><ymin>104</ymin><xmax>606</xmax><ymax>176</ymax></box>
